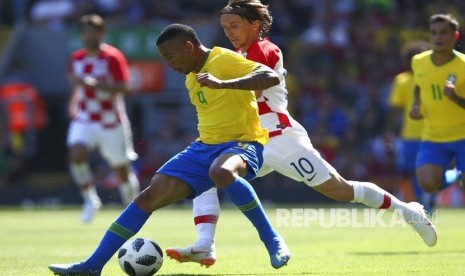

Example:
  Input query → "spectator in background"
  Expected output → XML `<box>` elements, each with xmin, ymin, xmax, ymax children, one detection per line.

<box><xmin>0</xmin><ymin>0</ymin><xmax>29</xmax><ymax>25</ymax></box>
<box><xmin>0</xmin><ymin>62</ymin><xmax>46</xmax><ymax>187</ymax></box>
<box><xmin>29</xmin><ymin>0</ymin><xmax>77</xmax><ymax>29</ymax></box>
<box><xmin>67</xmin><ymin>14</ymin><xmax>139</xmax><ymax>223</ymax></box>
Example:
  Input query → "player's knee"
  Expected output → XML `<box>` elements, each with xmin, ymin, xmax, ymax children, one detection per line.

<box><xmin>69</xmin><ymin>144</ymin><xmax>89</xmax><ymax>163</ymax></box>
<box><xmin>135</xmin><ymin>174</ymin><xmax>186</xmax><ymax>213</ymax></box>
<box><xmin>134</xmin><ymin>189</ymin><xmax>155</xmax><ymax>212</ymax></box>
<box><xmin>416</xmin><ymin>166</ymin><xmax>443</xmax><ymax>193</ymax></box>
<box><xmin>209</xmin><ymin>166</ymin><xmax>235</xmax><ymax>188</ymax></box>
<box><xmin>418</xmin><ymin>181</ymin><xmax>439</xmax><ymax>193</ymax></box>
<box><xmin>69</xmin><ymin>153</ymin><xmax>86</xmax><ymax>163</ymax></box>
<box><xmin>417</xmin><ymin>175</ymin><xmax>440</xmax><ymax>193</ymax></box>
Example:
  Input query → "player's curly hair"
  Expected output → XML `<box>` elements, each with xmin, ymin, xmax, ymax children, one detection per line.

<box><xmin>221</xmin><ymin>0</ymin><xmax>273</xmax><ymax>37</ymax></box>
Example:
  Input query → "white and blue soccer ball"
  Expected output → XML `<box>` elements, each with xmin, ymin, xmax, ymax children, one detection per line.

<box><xmin>118</xmin><ymin>237</ymin><xmax>163</xmax><ymax>276</ymax></box>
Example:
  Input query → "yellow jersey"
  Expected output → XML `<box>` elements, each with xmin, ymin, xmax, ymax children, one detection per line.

<box><xmin>185</xmin><ymin>46</ymin><xmax>268</xmax><ymax>145</ymax></box>
<box><xmin>389</xmin><ymin>71</ymin><xmax>424</xmax><ymax>140</ymax></box>
<box><xmin>412</xmin><ymin>49</ymin><xmax>465</xmax><ymax>142</ymax></box>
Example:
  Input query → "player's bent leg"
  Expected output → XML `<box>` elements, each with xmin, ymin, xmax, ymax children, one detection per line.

<box><xmin>211</xmin><ymin>154</ymin><xmax>290</xmax><ymax>269</ymax></box>
<box><xmin>48</xmin><ymin>175</ymin><xmax>194</xmax><ymax>274</ymax></box>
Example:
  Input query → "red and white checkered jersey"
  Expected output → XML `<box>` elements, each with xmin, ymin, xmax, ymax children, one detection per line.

<box><xmin>68</xmin><ymin>43</ymin><xmax>129</xmax><ymax>128</ymax></box>
<box><xmin>240</xmin><ymin>38</ymin><xmax>292</xmax><ymax>136</ymax></box>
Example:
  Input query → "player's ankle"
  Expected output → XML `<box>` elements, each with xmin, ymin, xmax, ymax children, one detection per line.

<box><xmin>194</xmin><ymin>240</ymin><xmax>215</xmax><ymax>251</ymax></box>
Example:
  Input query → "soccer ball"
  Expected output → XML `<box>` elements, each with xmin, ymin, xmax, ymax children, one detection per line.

<box><xmin>118</xmin><ymin>237</ymin><xmax>163</xmax><ymax>276</ymax></box>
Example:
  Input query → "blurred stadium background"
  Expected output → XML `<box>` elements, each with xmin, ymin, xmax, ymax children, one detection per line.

<box><xmin>0</xmin><ymin>0</ymin><xmax>464</xmax><ymax>207</ymax></box>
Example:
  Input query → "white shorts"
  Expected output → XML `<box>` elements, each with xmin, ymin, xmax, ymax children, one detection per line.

<box><xmin>67</xmin><ymin>120</ymin><xmax>138</xmax><ymax>167</ymax></box>
<box><xmin>257</xmin><ymin>124</ymin><xmax>336</xmax><ymax>187</ymax></box>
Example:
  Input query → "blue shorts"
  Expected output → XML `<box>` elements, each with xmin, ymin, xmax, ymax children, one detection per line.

<box><xmin>416</xmin><ymin>140</ymin><xmax>465</xmax><ymax>171</ymax></box>
<box><xmin>157</xmin><ymin>141</ymin><xmax>264</xmax><ymax>198</ymax></box>
<box><xmin>397</xmin><ymin>140</ymin><xmax>421</xmax><ymax>172</ymax></box>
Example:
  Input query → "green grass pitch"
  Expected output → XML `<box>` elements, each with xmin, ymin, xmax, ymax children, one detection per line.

<box><xmin>1</xmin><ymin>204</ymin><xmax>464</xmax><ymax>275</ymax></box>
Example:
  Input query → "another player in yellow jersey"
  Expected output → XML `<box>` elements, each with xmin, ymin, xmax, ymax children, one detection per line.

<box><xmin>387</xmin><ymin>40</ymin><xmax>439</xmax><ymax>211</ymax></box>
<box><xmin>48</xmin><ymin>23</ymin><xmax>290</xmax><ymax>275</ymax></box>
<box><xmin>410</xmin><ymin>13</ymin><xmax>464</xmax><ymax>195</ymax></box>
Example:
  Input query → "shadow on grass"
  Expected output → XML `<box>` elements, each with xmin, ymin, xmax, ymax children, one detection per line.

<box><xmin>350</xmin><ymin>250</ymin><xmax>464</xmax><ymax>256</ymax></box>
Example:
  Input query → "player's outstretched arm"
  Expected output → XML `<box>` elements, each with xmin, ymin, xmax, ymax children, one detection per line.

<box><xmin>196</xmin><ymin>65</ymin><xmax>279</xmax><ymax>91</ymax></box>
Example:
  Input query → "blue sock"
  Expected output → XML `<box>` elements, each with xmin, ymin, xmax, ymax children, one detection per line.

<box><xmin>411</xmin><ymin>175</ymin><xmax>435</xmax><ymax>211</ymax></box>
<box><xmin>223</xmin><ymin>177</ymin><xmax>278</xmax><ymax>246</ymax></box>
<box><xmin>426</xmin><ymin>193</ymin><xmax>437</xmax><ymax>213</ymax></box>
<box><xmin>85</xmin><ymin>202</ymin><xmax>150</xmax><ymax>269</ymax></box>
<box><xmin>411</xmin><ymin>175</ymin><xmax>425</xmax><ymax>204</ymax></box>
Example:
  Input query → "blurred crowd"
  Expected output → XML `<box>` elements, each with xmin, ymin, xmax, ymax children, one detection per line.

<box><xmin>1</xmin><ymin>0</ymin><xmax>465</xmax><ymax>199</ymax></box>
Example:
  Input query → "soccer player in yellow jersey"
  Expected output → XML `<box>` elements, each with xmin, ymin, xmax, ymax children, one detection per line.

<box><xmin>410</xmin><ymin>13</ymin><xmax>464</xmax><ymax>195</ymax></box>
<box><xmin>387</xmin><ymin>41</ymin><xmax>438</xmax><ymax>211</ymax></box>
<box><xmin>49</xmin><ymin>23</ymin><xmax>290</xmax><ymax>275</ymax></box>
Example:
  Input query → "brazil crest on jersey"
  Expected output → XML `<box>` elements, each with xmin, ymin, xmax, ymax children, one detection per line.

<box><xmin>412</xmin><ymin>49</ymin><xmax>465</xmax><ymax>142</ymax></box>
<box><xmin>185</xmin><ymin>46</ymin><xmax>268</xmax><ymax>145</ymax></box>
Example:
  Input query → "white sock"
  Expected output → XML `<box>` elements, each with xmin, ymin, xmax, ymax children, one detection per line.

<box><xmin>192</xmin><ymin>187</ymin><xmax>220</xmax><ymax>251</ymax></box>
<box><xmin>128</xmin><ymin>171</ymin><xmax>140</xmax><ymax>193</ymax></box>
<box><xmin>70</xmin><ymin>163</ymin><xmax>96</xmax><ymax>202</ymax></box>
<box><xmin>445</xmin><ymin>168</ymin><xmax>461</xmax><ymax>183</ymax></box>
<box><xmin>84</xmin><ymin>187</ymin><xmax>100</xmax><ymax>205</ymax></box>
<box><xmin>70</xmin><ymin>162</ymin><xmax>92</xmax><ymax>185</ymax></box>
<box><xmin>119</xmin><ymin>171</ymin><xmax>140</xmax><ymax>205</ymax></box>
<box><xmin>350</xmin><ymin>181</ymin><xmax>416</xmax><ymax>222</ymax></box>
